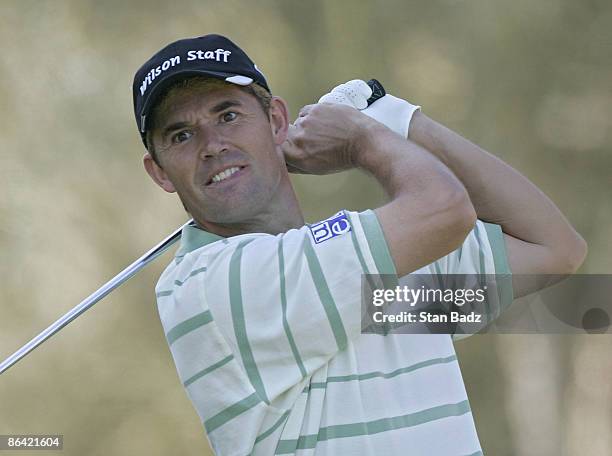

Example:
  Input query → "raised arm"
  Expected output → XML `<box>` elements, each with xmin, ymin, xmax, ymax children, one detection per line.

<box><xmin>283</xmin><ymin>103</ymin><xmax>476</xmax><ymax>277</ymax></box>
<box><xmin>408</xmin><ymin>111</ymin><xmax>587</xmax><ymax>296</ymax></box>
<box><xmin>314</xmin><ymin>79</ymin><xmax>587</xmax><ymax>297</ymax></box>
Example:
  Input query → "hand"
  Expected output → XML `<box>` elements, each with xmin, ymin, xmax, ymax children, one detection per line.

<box><xmin>282</xmin><ymin>103</ymin><xmax>375</xmax><ymax>175</ymax></box>
<box><xmin>318</xmin><ymin>79</ymin><xmax>420</xmax><ymax>138</ymax></box>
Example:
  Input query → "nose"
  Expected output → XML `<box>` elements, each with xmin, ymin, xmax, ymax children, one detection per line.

<box><xmin>198</xmin><ymin>124</ymin><xmax>229</xmax><ymax>160</ymax></box>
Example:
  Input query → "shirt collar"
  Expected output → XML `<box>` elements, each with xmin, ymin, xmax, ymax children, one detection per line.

<box><xmin>175</xmin><ymin>221</ymin><xmax>226</xmax><ymax>258</ymax></box>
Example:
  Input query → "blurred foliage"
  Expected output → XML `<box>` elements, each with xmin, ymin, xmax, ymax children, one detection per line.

<box><xmin>0</xmin><ymin>0</ymin><xmax>610</xmax><ymax>455</ymax></box>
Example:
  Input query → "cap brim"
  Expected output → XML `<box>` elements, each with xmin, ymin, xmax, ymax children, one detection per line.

<box><xmin>139</xmin><ymin>69</ymin><xmax>255</xmax><ymax>133</ymax></box>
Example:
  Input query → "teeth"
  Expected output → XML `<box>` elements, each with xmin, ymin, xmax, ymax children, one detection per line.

<box><xmin>211</xmin><ymin>167</ymin><xmax>240</xmax><ymax>183</ymax></box>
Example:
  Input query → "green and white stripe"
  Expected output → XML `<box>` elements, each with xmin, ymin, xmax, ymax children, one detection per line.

<box><xmin>153</xmin><ymin>210</ymin><xmax>511</xmax><ymax>455</ymax></box>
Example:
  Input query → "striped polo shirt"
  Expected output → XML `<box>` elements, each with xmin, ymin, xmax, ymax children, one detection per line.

<box><xmin>155</xmin><ymin>209</ymin><xmax>512</xmax><ymax>455</ymax></box>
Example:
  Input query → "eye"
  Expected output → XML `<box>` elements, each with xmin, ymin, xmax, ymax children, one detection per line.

<box><xmin>172</xmin><ymin>130</ymin><xmax>193</xmax><ymax>144</ymax></box>
<box><xmin>222</xmin><ymin>111</ymin><xmax>238</xmax><ymax>122</ymax></box>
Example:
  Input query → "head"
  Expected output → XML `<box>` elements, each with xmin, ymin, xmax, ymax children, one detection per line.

<box><xmin>133</xmin><ymin>34</ymin><xmax>303</xmax><ymax>235</ymax></box>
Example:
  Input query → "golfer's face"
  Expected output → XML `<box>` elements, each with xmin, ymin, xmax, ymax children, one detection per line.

<box><xmin>151</xmin><ymin>84</ymin><xmax>283</xmax><ymax>223</ymax></box>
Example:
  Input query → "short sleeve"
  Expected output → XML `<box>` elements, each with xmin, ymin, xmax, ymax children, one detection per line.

<box><xmin>425</xmin><ymin>220</ymin><xmax>513</xmax><ymax>339</ymax></box>
<box><xmin>201</xmin><ymin>209</ymin><xmax>394</xmax><ymax>405</ymax></box>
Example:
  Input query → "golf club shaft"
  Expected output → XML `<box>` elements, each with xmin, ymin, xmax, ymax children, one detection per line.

<box><xmin>0</xmin><ymin>220</ymin><xmax>192</xmax><ymax>376</ymax></box>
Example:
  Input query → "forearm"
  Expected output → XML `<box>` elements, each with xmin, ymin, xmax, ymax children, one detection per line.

<box><xmin>407</xmin><ymin>111</ymin><xmax>585</xmax><ymax>260</ymax></box>
<box><xmin>356</xmin><ymin>122</ymin><xmax>463</xmax><ymax>201</ymax></box>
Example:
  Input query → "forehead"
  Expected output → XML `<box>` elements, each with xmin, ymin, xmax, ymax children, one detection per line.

<box><xmin>153</xmin><ymin>82</ymin><xmax>258</xmax><ymax>129</ymax></box>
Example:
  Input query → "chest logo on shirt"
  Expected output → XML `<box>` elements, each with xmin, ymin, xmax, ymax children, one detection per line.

<box><xmin>309</xmin><ymin>211</ymin><xmax>351</xmax><ymax>244</ymax></box>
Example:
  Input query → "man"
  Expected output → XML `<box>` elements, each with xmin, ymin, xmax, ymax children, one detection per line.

<box><xmin>133</xmin><ymin>34</ymin><xmax>586</xmax><ymax>455</ymax></box>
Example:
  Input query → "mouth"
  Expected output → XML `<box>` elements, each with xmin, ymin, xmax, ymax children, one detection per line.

<box><xmin>205</xmin><ymin>165</ymin><xmax>248</xmax><ymax>187</ymax></box>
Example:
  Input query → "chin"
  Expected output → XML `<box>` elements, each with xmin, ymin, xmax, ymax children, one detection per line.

<box><xmin>187</xmin><ymin>185</ymin><xmax>273</xmax><ymax>225</ymax></box>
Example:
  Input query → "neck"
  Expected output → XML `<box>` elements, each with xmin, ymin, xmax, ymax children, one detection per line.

<box><xmin>193</xmin><ymin>180</ymin><xmax>305</xmax><ymax>238</ymax></box>
<box><xmin>196</xmin><ymin>210</ymin><xmax>303</xmax><ymax>237</ymax></box>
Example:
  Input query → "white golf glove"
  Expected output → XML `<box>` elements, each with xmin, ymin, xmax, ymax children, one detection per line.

<box><xmin>318</xmin><ymin>79</ymin><xmax>420</xmax><ymax>138</ymax></box>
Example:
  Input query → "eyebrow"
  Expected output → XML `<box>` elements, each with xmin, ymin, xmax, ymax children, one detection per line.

<box><xmin>160</xmin><ymin>99</ymin><xmax>243</xmax><ymax>139</ymax></box>
<box><xmin>210</xmin><ymin>99</ymin><xmax>242</xmax><ymax>113</ymax></box>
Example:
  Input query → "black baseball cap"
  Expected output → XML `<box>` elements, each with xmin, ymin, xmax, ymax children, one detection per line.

<box><xmin>132</xmin><ymin>34</ymin><xmax>270</xmax><ymax>146</ymax></box>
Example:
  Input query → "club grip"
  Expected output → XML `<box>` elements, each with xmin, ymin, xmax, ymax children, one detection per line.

<box><xmin>366</xmin><ymin>79</ymin><xmax>386</xmax><ymax>106</ymax></box>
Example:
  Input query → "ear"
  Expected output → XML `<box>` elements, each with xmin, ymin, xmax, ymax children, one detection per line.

<box><xmin>268</xmin><ymin>96</ymin><xmax>290</xmax><ymax>146</ymax></box>
<box><xmin>143</xmin><ymin>152</ymin><xmax>176</xmax><ymax>193</ymax></box>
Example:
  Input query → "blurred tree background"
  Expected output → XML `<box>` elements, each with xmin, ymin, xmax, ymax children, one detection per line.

<box><xmin>1</xmin><ymin>0</ymin><xmax>610</xmax><ymax>455</ymax></box>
